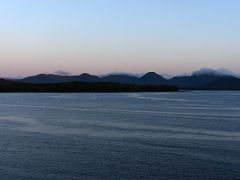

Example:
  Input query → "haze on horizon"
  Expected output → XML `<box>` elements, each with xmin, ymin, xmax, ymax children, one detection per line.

<box><xmin>0</xmin><ymin>0</ymin><xmax>240</xmax><ymax>77</ymax></box>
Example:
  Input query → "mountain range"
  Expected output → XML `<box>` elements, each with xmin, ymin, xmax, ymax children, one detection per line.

<box><xmin>3</xmin><ymin>68</ymin><xmax>240</xmax><ymax>90</ymax></box>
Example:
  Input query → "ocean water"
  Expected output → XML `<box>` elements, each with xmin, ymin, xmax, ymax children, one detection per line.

<box><xmin>0</xmin><ymin>92</ymin><xmax>239</xmax><ymax>180</ymax></box>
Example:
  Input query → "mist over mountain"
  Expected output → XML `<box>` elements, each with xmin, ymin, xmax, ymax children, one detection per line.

<box><xmin>192</xmin><ymin>68</ymin><xmax>239</xmax><ymax>78</ymax></box>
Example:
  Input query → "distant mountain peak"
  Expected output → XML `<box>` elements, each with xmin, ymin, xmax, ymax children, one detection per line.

<box><xmin>79</xmin><ymin>73</ymin><xmax>95</xmax><ymax>77</ymax></box>
<box><xmin>143</xmin><ymin>72</ymin><xmax>159</xmax><ymax>76</ymax></box>
<box><xmin>140</xmin><ymin>72</ymin><xmax>167</xmax><ymax>84</ymax></box>
<box><xmin>36</xmin><ymin>74</ymin><xmax>48</xmax><ymax>76</ymax></box>
<box><xmin>141</xmin><ymin>72</ymin><xmax>164</xmax><ymax>79</ymax></box>
<box><xmin>141</xmin><ymin>72</ymin><xmax>164</xmax><ymax>78</ymax></box>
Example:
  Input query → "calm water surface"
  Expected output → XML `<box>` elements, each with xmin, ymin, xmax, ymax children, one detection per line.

<box><xmin>0</xmin><ymin>92</ymin><xmax>239</xmax><ymax>180</ymax></box>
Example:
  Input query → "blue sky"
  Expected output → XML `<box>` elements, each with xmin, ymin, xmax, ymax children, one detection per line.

<box><xmin>0</xmin><ymin>0</ymin><xmax>239</xmax><ymax>77</ymax></box>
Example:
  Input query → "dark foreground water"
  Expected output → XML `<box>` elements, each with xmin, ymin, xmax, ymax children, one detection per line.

<box><xmin>0</xmin><ymin>92</ymin><xmax>239</xmax><ymax>180</ymax></box>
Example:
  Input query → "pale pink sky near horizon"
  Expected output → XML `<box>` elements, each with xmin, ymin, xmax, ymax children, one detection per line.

<box><xmin>0</xmin><ymin>0</ymin><xmax>240</xmax><ymax>77</ymax></box>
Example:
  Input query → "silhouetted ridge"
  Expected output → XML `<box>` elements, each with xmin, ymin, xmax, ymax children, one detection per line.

<box><xmin>0</xmin><ymin>78</ymin><xmax>16</xmax><ymax>84</ymax></box>
<box><xmin>169</xmin><ymin>74</ymin><xmax>222</xmax><ymax>88</ymax></box>
<box><xmin>19</xmin><ymin>72</ymin><xmax>169</xmax><ymax>85</ymax></box>
<box><xmin>20</xmin><ymin>73</ymin><xmax>99</xmax><ymax>84</ymax></box>
<box><xmin>74</xmin><ymin>73</ymin><xmax>99</xmax><ymax>82</ymax></box>
<box><xmin>10</xmin><ymin>68</ymin><xmax>240</xmax><ymax>90</ymax></box>
<box><xmin>21</xmin><ymin>74</ymin><xmax>67</xmax><ymax>84</ymax></box>
<box><xmin>101</xmin><ymin>75</ymin><xmax>139</xmax><ymax>84</ymax></box>
<box><xmin>197</xmin><ymin>77</ymin><xmax>240</xmax><ymax>90</ymax></box>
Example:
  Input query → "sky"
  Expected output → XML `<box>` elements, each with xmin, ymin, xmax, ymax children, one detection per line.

<box><xmin>0</xmin><ymin>0</ymin><xmax>240</xmax><ymax>77</ymax></box>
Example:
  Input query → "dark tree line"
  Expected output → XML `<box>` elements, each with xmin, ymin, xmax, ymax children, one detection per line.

<box><xmin>0</xmin><ymin>81</ymin><xmax>178</xmax><ymax>92</ymax></box>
